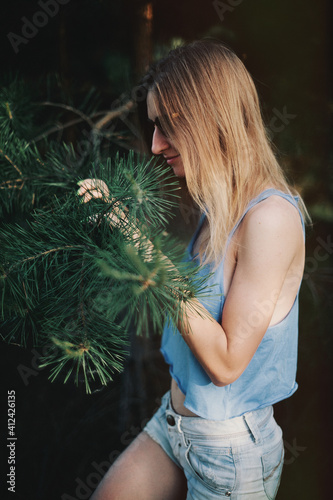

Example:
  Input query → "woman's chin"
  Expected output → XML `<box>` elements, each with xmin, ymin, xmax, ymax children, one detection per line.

<box><xmin>172</xmin><ymin>165</ymin><xmax>186</xmax><ymax>178</ymax></box>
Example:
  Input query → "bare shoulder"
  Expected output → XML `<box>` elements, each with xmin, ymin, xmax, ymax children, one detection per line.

<box><xmin>236</xmin><ymin>194</ymin><xmax>304</xmax><ymax>265</ymax></box>
<box><xmin>242</xmin><ymin>195</ymin><xmax>303</xmax><ymax>240</ymax></box>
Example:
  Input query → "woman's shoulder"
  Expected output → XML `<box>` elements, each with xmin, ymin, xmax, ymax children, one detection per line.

<box><xmin>247</xmin><ymin>192</ymin><xmax>302</xmax><ymax>229</ymax></box>
<box><xmin>249</xmin><ymin>192</ymin><xmax>301</xmax><ymax>220</ymax></box>
<box><xmin>236</xmin><ymin>193</ymin><xmax>304</xmax><ymax>262</ymax></box>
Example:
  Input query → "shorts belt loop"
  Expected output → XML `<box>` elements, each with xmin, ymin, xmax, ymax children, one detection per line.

<box><xmin>176</xmin><ymin>416</ymin><xmax>182</xmax><ymax>433</ymax></box>
<box><xmin>176</xmin><ymin>416</ymin><xmax>188</xmax><ymax>448</ymax></box>
<box><xmin>243</xmin><ymin>412</ymin><xmax>262</xmax><ymax>445</ymax></box>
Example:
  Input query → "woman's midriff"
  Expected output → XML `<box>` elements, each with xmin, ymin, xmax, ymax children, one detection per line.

<box><xmin>170</xmin><ymin>377</ymin><xmax>199</xmax><ymax>416</ymax></box>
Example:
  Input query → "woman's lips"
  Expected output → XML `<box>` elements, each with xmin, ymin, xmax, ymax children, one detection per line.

<box><xmin>165</xmin><ymin>155</ymin><xmax>180</xmax><ymax>165</ymax></box>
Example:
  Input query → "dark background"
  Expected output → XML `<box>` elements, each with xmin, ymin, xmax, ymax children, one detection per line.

<box><xmin>0</xmin><ymin>0</ymin><xmax>332</xmax><ymax>499</ymax></box>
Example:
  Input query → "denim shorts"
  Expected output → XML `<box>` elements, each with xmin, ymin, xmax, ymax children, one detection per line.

<box><xmin>143</xmin><ymin>391</ymin><xmax>284</xmax><ymax>499</ymax></box>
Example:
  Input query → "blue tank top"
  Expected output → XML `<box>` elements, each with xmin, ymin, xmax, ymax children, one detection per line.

<box><xmin>161</xmin><ymin>189</ymin><xmax>305</xmax><ymax>420</ymax></box>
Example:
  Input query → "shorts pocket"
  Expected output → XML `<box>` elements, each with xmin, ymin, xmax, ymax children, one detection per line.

<box><xmin>261</xmin><ymin>439</ymin><xmax>284</xmax><ymax>500</ymax></box>
<box><xmin>185</xmin><ymin>442</ymin><xmax>236</xmax><ymax>495</ymax></box>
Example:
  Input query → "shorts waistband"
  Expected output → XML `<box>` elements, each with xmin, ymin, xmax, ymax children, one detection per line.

<box><xmin>162</xmin><ymin>391</ymin><xmax>273</xmax><ymax>442</ymax></box>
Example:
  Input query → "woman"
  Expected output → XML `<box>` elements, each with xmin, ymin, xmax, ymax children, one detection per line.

<box><xmin>90</xmin><ymin>40</ymin><xmax>307</xmax><ymax>499</ymax></box>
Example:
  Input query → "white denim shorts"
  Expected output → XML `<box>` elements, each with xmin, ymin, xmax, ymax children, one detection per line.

<box><xmin>143</xmin><ymin>391</ymin><xmax>284</xmax><ymax>499</ymax></box>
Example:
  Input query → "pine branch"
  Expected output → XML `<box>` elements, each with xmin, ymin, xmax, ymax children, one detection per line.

<box><xmin>94</xmin><ymin>100</ymin><xmax>134</xmax><ymax>130</ymax></box>
<box><xmin>0</xmin><ymin>148</ymin><xmax>23</xmax><ymax>176</ymax></box>
<box><xmin>3</xmin><ymin>245</ymin><xmax>85</xmax><ymax>277</ymax></box>
<box><xmin>0</xmin><ymin>79</ymin><xmax>215</xmax><ymax>393</ymax></box>
<box><xmin>34</xmin><ymin>101</ymin><xmax>95</xmax><ymax>129</ymax></box>
<box><xmin>29</xmin><ymin>101</ymin><xmax>135</xmax><ymax>144</ymax></box>
<box><xmin>29</xmin><ymin>117</ymin><xmax>88</xmax><ymax>144</ymax></box>
<box><xmin>0</xmin><ymin>179</ymin><xmax>214</xmax><ymax>392</ymax></box>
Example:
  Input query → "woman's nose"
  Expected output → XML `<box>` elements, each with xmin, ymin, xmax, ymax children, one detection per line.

<box><xmin>151</xmin><ymin>127</ymin><xmax>169</xmax><ymax>155</ymax></box>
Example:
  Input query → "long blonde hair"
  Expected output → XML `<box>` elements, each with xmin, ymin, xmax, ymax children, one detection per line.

<box><xmin>145</xmin><ymin>40</ymin><xmax>307</xmax><ymax>264</ymax></box>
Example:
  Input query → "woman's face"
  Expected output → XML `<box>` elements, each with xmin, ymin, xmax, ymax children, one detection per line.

<box><xmin>147</xmin><ymin>90</ymin><xmax>185</xmax><ymax>178</ymax></box>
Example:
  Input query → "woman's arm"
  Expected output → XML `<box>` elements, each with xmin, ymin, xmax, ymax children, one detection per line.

<box><xmin>178</xmin><ymin>197</ymin><xmax>305</xmax><ymax>386</ymax></box>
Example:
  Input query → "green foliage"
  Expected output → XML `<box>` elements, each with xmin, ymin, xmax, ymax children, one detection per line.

<box><xmin>0</xmin><ymin>78</ymin><xmax>212</xmax><ymax>392</ymax></box>
<box><xmin>0</xmin><ymin>78</ymin><xmax>37</xmax><ymax>139</ymax></box>
<box><xmin>95</xmin><ymin>152</ymin><xmax>180</xmax><ymax>227</ymax></box>
<box><xmin>0</xmin><ymin>130</ymin><xmax>76</xmax><ymax>220</ymax></box>
<box><xmin>0</xmin><ymin>180</ymin><xmax>210</xmax><ymax>392</ymax></box>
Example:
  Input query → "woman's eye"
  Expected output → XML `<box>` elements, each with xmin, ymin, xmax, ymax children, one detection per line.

<box><xmin>147</xmin><ymin>117</ymin><xmax>169</xmax><ymax>137</ymax></box>
<box><xmin>155</xmin><ymin>118</ymin><xmax>167</xmax><ymax>136</ymax></box>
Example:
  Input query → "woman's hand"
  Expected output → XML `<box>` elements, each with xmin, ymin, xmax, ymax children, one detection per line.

<box><xmin>77</xmin><ymin>178</ymin><xmax>129</xmax><ymax>227</ymax></box>
<box><xmin>76</xmin><ymin>183</ymin><xmax>194</xmax><ymax>303</ymax></box>
<box><xmin>77</xmin><ymin>179</ymin><xmax>110</xmax><ymax>203</ymax></box>
<box><xmin>76</xmin><ymin>181</ymin><xmax>190</xmax><ymax>272</ymax></box>
<box><xmin>77</xmin><ymin>178</ymin><xmax>155</xmax><ymax>260</ymax></box>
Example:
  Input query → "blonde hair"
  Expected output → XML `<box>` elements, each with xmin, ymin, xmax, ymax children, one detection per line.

<box><xmin>145</xmin><ymin>40</ymin><xmax>308</xmax><ymax>265</ymax></box>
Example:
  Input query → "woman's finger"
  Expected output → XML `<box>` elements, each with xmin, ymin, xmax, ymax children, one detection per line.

<box><xmin>77</xmin><ymin>179</ymin><xmax>109</xmax><ymax>202</ymax></box>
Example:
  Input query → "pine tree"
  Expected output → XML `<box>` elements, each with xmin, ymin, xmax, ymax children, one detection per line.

<box><xmin>0</xmin><ymin>78</ymin><xmax>211</xmax><ymax>393</ymax></box>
